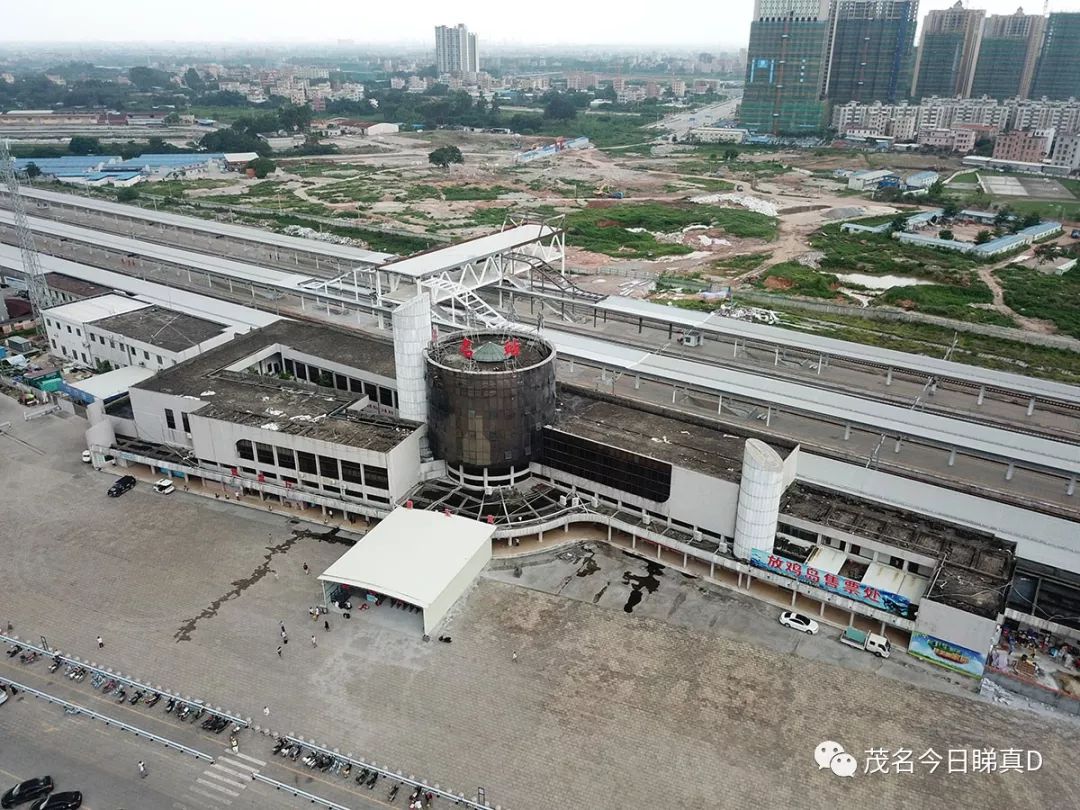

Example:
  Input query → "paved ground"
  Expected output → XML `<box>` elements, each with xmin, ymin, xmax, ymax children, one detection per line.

<box><xmin>2</xmin><ymin>395</ymin><xmax>1079</xmax><ymax>810</ymax></box>
<box><xmin>0</xmin><ymin>671</ymin><xmax>388</xmax><ymax>810</ymax></box>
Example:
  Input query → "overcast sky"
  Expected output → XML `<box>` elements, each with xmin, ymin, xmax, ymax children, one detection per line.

<box><xmin>5</xmin><ymin>0</ymin><xmax>1080</xmax><ymax>47</ymax></box>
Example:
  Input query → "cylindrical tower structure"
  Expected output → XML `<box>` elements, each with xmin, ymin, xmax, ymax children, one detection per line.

<box><xmin>425</xmin><ymin>329</ymin><xmax>556</xmax><ymax>486</ymax></box>
<box><xmin>732</xmin><ymin>439</ymin><xmax>785</xmax><ymax>561</ymax></box>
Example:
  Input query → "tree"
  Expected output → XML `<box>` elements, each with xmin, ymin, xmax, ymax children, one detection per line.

<box><xmin>994</xmin><ymin>206</ymin><xmax>1013</xmax><ymax>227</ymax></box>
<box><xmin>1020</xmin><ymin>211</ymin><xmax>1042</xmax><ymax>229</ymax></box>
<box><xmin>722</xmin><ymin>148</ymin><xmax>739</xmax><ymax>162</ymax></box>
<box><xmin>938</xmin><ymin>228</ymin><xmax>954</xmax><ymax>240</ymax></box>
<box><xmin>164</xmin><ymin>112</ymin><xmax>181</xmax><ymax>126</ymax></box>
<box><xmin>247</xmin><ymin>157</ymin><xmax>277</xmax><ymax>179</ymax></box>
<box><xmin>277</xmin><ymin>103</ymin><xmax>313</xmax><ymax>133</ymax></box>
<box><xmin>24</xmin><ymin>163</ymin><xmax>41</xmax><ymax>181</ymax></box>
<box><xmin>543</xmin><ymin>92</ymin><xmax>577</xmax><ymax>121</ymax></box>
<box><xmin>428</xmin><ymin>145</ymin><xmax>464</xmax><ymax>168</ymax></box>
<box><xmin>927</xmin><ymin>180</ymin><xmax>945</xmax><ymax>200</ymax></box>
<box><xmin>941</xmin><ymin>201</ymin><xmax>960</xmax><ymax>219</ymax></box>
<box><xmin>890</xmin><ymin>214</ymin><xmax>908</xmax><ymax>232</ymax></box>
<box><xmin>183</xmin><ymin>67</ymin><xmax>205</xmax><ymax>92</ymax></box>
<box><xmin>974</xmin><ymin>229</ymin><xmax>992</xmax><ymax>244</ymax></box>
<box><xmin>200</xmin><ymin>129</ymin><xmax>271</xmax><ymax>156</ymax></box>
<box><xmin>128</xmin><ymin>66</ymin><xmax>173</xmax><ymax>91</ymax></box>
<box><xmin>68</xmin><ymin>136</ymin><xmax>101</xmax><ymax>155</ymax></box>
<box><xmin>116</xmin><ymin>186</ymin><xmax>139</xmax><ymax>202</ymax></box>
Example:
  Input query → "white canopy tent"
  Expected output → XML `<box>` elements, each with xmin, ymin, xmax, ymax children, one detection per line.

<box><xmin>318</xmin><ymin>507</ymin><xmax>495</xmax><ymax>635</ymax></box>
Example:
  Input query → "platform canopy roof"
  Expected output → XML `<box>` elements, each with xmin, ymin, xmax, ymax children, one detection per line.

<box><xmin>318</xmin><ymin>507</ymin><xmax>495</xmax><ymax>608</ymax></box>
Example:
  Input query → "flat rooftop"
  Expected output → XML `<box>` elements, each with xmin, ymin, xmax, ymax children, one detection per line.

<box><xmin>44</xmin><ymin>292</ymin><xmax>147</xmax><ymax>323</ymax></box>
<box><xmin>380</xmin><ymin>223</ymin><xmax>558</xmax><ymax>279</ymax></box>
<box><xmin>781</xmin><ymin>482</ymin><xmax>1014</xmax><ymax>618</ymax></box>
<box><xmin>43</xmin><ymin>272</ymin><xmax>111</xmax><ymax>299</ymax></box>
<box><xmin>136</xmin><ymin>319</ymin><xmax>413</xmax><ymax>451</ymax></box>
<box><xmin>554</xmin><ymin>388</ymin><xmax>791</xmax><ymax>482</ymax></box>
<box><xmin>92</xmin><ymin>305</ymin><xmax>230</xmax><ymax>352</ymax></box>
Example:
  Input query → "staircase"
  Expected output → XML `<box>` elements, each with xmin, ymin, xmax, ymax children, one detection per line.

<box><xmin>507</xmin><ymin>252</ymin><xmax>604</xmax><ymax>303</ymax></box>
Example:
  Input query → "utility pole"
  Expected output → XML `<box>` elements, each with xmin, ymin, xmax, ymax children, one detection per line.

<box><xmin>0</xmin><ymin>138</ymin><xmax>50</xmax><ymax>334</ymax></box>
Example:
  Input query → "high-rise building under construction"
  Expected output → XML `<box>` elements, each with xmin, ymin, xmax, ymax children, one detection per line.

<box><xmin>911</xmin><ymin>2</ymin><xmax>984</xmax><ymax>100</ymax></box>
<box><xmin>821</xmin><ymin>0</ymin><xmax>918</xmax><ymax>105</ymax></box>
<box><xmin>970</xmin><ymin>8</ymin><xmax>1045</xmax><ymax>101</ymax></box>
<box><xmin>739</xmin><ymin>0</ymin><xmax>831</xmax><ymax>135</ymax></box>
<box><xmin>1029</xmin><ymin>12</ymin><xmax>1080</xmax><ymax>101</ymax></box>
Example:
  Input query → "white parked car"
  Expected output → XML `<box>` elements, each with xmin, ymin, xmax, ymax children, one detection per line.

<box><xmin>81</xmin><ymin>450</ymin><xmax>92</xmax><ymax>463</ymax></box>
<box><xmin>779</xmin><ymin>611</ymin><xmax>819</xmax><ymax>635</ymax></box>
<box><xmin>153</xmin><ymin>479</ymin><xmax>176</xmax><ymax>495</ymax></box>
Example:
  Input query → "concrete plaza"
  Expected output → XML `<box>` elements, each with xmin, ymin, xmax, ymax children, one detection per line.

<box><xmin>1</xmin><ymin>394</ymin><xmax>1077</xmax><ymax>810</ymax></box>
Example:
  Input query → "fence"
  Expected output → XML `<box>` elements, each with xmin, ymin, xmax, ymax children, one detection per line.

<box><xmin>0</xmin><ymin>633</ymin><xmax>249</xmax><ymax>728</ymax></box>
<box><xmin>279</xmin><ymin>735</ymin><xmax>508</xmax><ymax>810</ymax></box>
<box><xmin>0</xmin><ymin>677</ymin><xmax>214</xmax><ymax>762</ymax></box>
<box><xmin>736</xmin><ymin>291</ymin><xmax>1080</xmax><ymax>351</ymax></box>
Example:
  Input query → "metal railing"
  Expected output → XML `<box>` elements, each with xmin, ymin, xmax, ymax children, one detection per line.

<box><xmin>281</xmin><ymin>735</ymin><xmax>506</xmax><ymax>809</ymax></box>
<box><xmin>250</xmin><ymin>773</ymin><xmax>351</xmax><ymax>810</ymax></box>
<box><xmin>0</xmin><ymin>634</ymin><xmax>249</xmax><ymax>728</ymax></box>
<box><xmin>0</xmin><ymin>677</ymin><xmax>213</xmax><ymax>762</ymax></box>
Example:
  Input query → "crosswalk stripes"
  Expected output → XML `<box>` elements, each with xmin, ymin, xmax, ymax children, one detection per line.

<box><xmin>180</xmin><ymin>745</ymin><xmax>267</xmax><ymax>807</ymax></box>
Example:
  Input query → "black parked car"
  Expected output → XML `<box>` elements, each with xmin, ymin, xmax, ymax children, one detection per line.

<box><xmin>1</xmin><ymin>777</ymin><xmax>53</xmax><ymax>808</ymax></box>
<box><xmin>30</xmin><ymin>794</ymin><xmax>81</xmax><ymax>810</ymax></box>
<box><xmin>107</xmin><ymin>475</ymin><xmax>137</xmax><ymax>497</ymax></box>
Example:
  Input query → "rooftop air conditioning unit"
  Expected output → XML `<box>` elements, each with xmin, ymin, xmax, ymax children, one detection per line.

<box><xmin>642</xmin><ymin>514</ymin><xmax>652</xmax><ymax>527</ymax></box>
<box><xmin>692</xmin><ymin>530</ymin><xmax>703</xmax><ymax>542</ymax></box>
<box><xmin>558</xmin><ymin>495</ymin><xmax>567</xmax><ymax>507</ymax></box>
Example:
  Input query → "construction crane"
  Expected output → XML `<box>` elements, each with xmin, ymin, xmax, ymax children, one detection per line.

<box><xmin>0</xmin><ymin>138</ymin><xmax>50</xmax><ymax>334</ymax></box>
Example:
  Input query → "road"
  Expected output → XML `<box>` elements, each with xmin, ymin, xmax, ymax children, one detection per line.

<box><xmin>0</xmin><ymin>668</ymin><xmax>390</xmax><ymax>810</ymax></box>
<box><xmin>649</xmin><ymin>96</ymin><xmax>743</xmax><ymax>137</ymax></box>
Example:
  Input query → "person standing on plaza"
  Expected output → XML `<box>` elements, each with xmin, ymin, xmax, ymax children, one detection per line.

<box><xmin>96</xmin><ymin>635</ymin><xmax>104</xmax><ymax>649</ymax></box>
<box><xmin>303</xmin><ymin>562</ymin><xmax>309</xmax><ymax>575</ymax></box>
<box><xmin>138</xmin><ymin>760</ymin><xmax>146</xmax><ymax>778</ymax></box>
<box><xmin>310</xmin><ymin>634</ymin><xmax>317</xmax><ymax>648</ymax></box>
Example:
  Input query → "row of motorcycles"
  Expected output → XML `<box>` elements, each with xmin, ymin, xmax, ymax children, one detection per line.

<box><xmin>9</xmin><ymin>644</ymin><xmax>432</xmax><ymax>806</ymax></box>
<box><xmin>270</xmin><ymin>737</ymin><xmax>431</xmax><ymax>805</ymax></box>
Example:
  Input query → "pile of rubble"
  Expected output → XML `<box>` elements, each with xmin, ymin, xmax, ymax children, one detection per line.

<box><xmin>282</xmin><ymin>225</ymin><xmax>371</xmax><ymax>249</ymax></box>
<box><xmin>690</xmin><ymin>192</ymin><xmax>780</xmax><ymax>218</ymax></box>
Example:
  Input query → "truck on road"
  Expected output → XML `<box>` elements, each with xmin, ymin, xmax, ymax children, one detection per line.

<box><xmin>839</xmin><ymin>626</ymin><xmax>891</xmax><ymax>658</ymax></box>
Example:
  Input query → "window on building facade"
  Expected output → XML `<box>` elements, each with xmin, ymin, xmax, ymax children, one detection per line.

<box><xmin>340</xmin><ymin>459</ymin><xmax>364</xmax><ymax>485</ymax></box>
<box><xmin>76</xmin><ymin>328</ymin><xmax>81</xmax><ymax>336</ymax></box>
<box><xmin>81</xmin><ymin>352</ymin><xmax>87</xmax><ymax>363</ymax></box>
<box><xmin>50</xmin><ymin>339</ymin><xmax>56</xmax><ymax>349</ymax></box>
<box><xmin>378</xmin><ymin>387</ymin><xmax>393</xmax><ymax>407</ymax></box>
<box><xmin>318</xmin><ymin>455</ymin><xmax>339</xmax><ymax>480</ymax></box>
<box><xmin>66</xmin><ymin>325</ymin><xmax>72</xmax><ymax>333</ymax></box>
<box><xmin>323</xmin><ymin>484</ymin><xmax>340</xmax><ymax>494</ymax></box>
<box><xmin>181</xmin><ymin>412</ymin><xmax>190</xmax><ymax>433</ymax></box>
<box><xmin>165</xmin><ymin>409</ymin><xmax>176</xmax><ymax>430</ymax></box>
<box><xmin>297</xmin><ymin>451</ymin><xmax>317</xmax><ymax>475</ymax></box>
<box><xmin>363</xmin><ymin>465</ymin><xmax>389</xmax><ymax>490</ymax></box>
<box><xmin>156</xmin><ymin>355</ymin><xmax>163</xmax><ymax>365</ymax></box>
<box><xmin>143</xmin><ymin>350</ymin><xmax>150</xmax><ymax>360</ymax></box>
<box><xmin>236</xmin><ymin>439</ymin><xmax>255</xmax><ymax>461</ymax></box>
<box><xmin>255</xmin><ymin>442</ymin><xmax>275</xmax><ymax>465</ymax></box>
<box><xmin>276</xmin><ymin>447</ymin><xmax>296</xmax><ymax>469</ymax></box>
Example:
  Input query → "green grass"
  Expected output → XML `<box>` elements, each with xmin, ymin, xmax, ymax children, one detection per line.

<box><xmin>403</xmin><ymin>184</ymin><xmax>442</xmax><ymax>200</ymax></box>
<box><xmin>308</xmin><ymin>180</ymin><xmax>382</xmax><ymax>204</ymax></box>
<box><xmin>712</xmin><ymin>253</ymin><xmax>767</xmax><ymax>272</ymax></box>
<box><xmin>768</xmin><ymin>305</ymin><xmax>1080</xmax><ymax>384</ymax></box>
<box><xmin>811</xmin><ymin>225</ymin><xmax>979</xmax><ymax>282</ymax></box>
<box><xmin>874</xmin><ymin>282</ymin><xmax>1013</xmax><ymax>325</ymax></box>
<box><xmin>441</xmin><ymin>185</ymin><xmax>515</xmax><ymax>201</ymax></box>
<box><xmin>563</xmin><ymin>202</ymin><xmax>777</xmax><ymax>259</ymax></box>
<box><xmin>756</xmin><ymin>262</ymin><xmax>842</xmax><ymax>299</ymax></box>
<box><xmin>996</xmin><ymin>265</ymin><xmax>1080</xmax><ymax>338</ymax></box>
<box><xmin>142</xmin><ymin>179</ymin><xmax>235</xmax><ymax>197</ymax></box>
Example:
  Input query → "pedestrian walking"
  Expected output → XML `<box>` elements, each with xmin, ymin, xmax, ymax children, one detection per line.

<box><xmin>276</xmin><ymin>645</ymin><xmax>282</xmax><ymax>657</ymax></box>
<box><xmin>280</xmin><ymin>621</ymin><xmax>286</xmax><ymax>635</ymax></box>
<box><xmin>263</xmin><ymin>706</ymin><xmax>270</xmax><ymax>717</ymax></box>
<box><xmin>311</xmin><ymin>634</ymin><xmax>317</xmax><ymax>648</ymax></box>
<box><xmin>138</xmin><ymin>760</ymin><xmax>146</xmax><ymax>778</ymax></box>
<box><xmin>96</xmin><ymin>635</ymin><xmax>104</xmax><ymax>649</ymax></box>
<box><xmin>323</xmin><ymin>619</ymin><xmax>330</xmax><ymax>632</ymax></box>
<box><xmin>303</xmin><ymin>562</ymin><xmax>309</xmax><ymax>575</ymax></box>
<box><xmin>512</xmin><ymin>651</ymin><xmax>518</xmax><ymax>663</ymax></box>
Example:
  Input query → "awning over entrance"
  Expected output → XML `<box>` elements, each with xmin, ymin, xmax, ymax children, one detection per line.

<box><xmin>318</xmin><ymin>506</ymin><xmax>495</xmax><ymax>634</ymax></box>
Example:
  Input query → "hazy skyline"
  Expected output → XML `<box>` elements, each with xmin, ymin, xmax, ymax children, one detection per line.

<box><xmin>5</xmin><ymin>0</ymin><xmax>1080</xmax><ymax>48</ymax></box>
